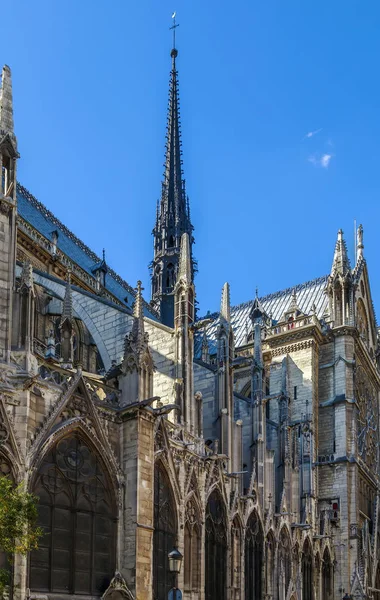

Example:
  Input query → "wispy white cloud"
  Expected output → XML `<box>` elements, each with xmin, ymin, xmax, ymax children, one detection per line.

<box><xmin>304</xmin><ymin>128</ymin><xmax>322</xmax><ymax>140</ymax></box>
<box><xmin>308</xmin><ymin>153</ymin><xmax>333</xmax><ymax>168</ymax></box>
<box><xmin>320</xmin><ymin>153</ymin><xmax>332</xmax><ymax>168</ymax></box>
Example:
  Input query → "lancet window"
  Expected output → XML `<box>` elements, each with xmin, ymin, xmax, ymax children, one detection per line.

<box><xmin>245</xmin><ymin>511</ymin><xmax>264</xmax><ymax>600</ymax></box>
<box><xmin>302</xmin><ymin>539</ymin><xmax>313</xmax><ymax>600</ymax></box>
<box><xmin>266</xmin><ymin>532</ymin><xmax>275</xmax><ymax>598</ymax></box>
<box><xmin>322</xmin><ymin>548</ymin><xmax>333</xmax><ymax>600</ymax></box>
<box><xmin>0</xmin><ymin>456</ymin><xmax>13</xmax><ymax>582</ymax></box>
<box><xmin>374</xmin><ymin>560</ymin><xmax>380</xmax><ymax>600</ymax></box>
<box><xmin>153</xmin><ymin>463</ymin><xmax>177</xmax><ymax>600</ymax></box>
<box><xmin>278</xmin><ymin>527</ymin><xmax>292</xmax><ymax>598</ymax></box>
<box><xmin>29</xmin><ymin>434</ymin><xmax>117</xmax><ymax>595</ymax></box>
<box><xmin>231</xmin><ymin>518</ymin><xmax>242</xmax><ymax>600</ymax></box>
<box><xmin>184</xmin><ymin>498</ymin><xmax>201</xmax><ymax>593</ymax></box>
<box><xmin>205</xmin><ymin>490</ymin><xmax>227</xmax><ymax>600</ymax></box>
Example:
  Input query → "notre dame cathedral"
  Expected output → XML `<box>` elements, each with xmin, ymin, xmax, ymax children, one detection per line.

<box><xmin>0</xmin><ymin>32</ymin><xmax>380</xmax><ymax>600</ymax></box>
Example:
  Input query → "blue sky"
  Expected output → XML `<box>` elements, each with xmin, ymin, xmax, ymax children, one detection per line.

<box><xmin>1</xmin><ymin>1</ymin><xmax>380</xmax><ymax>316</ymax></box>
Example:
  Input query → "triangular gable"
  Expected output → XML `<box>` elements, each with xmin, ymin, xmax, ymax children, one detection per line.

<box><xmin>351</xmin><ymin>564</ymin><xmax>366</xmax><ymax>599</ymax></box>
<box><xmin>154</xmin><ymin>418</ymin><xmax>182</xmax><ymax>504</ymax></box>
<box><xmin>28</xmin><ymin>370</ymin><xmax>121</xmax><ymax>483</ymax></box>
<box><xmin>0</xmin><ymin>395</ymin><xmax>23</xmax><ymax>476</ymax></box>
<box><xmin>355</xmin><ymin>261</ymin><xmax>378</xmax><ymax>346</ymax></box>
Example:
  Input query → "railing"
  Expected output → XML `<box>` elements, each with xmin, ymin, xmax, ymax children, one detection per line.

<box><xmin>267</xmin><ymin>314</ymin><xmax>320</xmax><ymax>337</ymax></box>
<box><xmin>35</xmin><ymin>354</ymin><xmax>121</xmax><ymax>408</ymax></box>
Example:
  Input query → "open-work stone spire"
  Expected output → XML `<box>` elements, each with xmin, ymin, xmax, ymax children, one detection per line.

<box><xmin>220</xmin><ymin>282</ymin><xmax>231</xmax><ymax>324</ymax></box>
<box><xmin>0</xmin><ymin>65</ymin><xmax>14</xmax><ymax>135</ymax></box>
<box><xmin>151</xmin><ymin>24</ymin><xmax>194</xmax><ymax>328</ymax></box>
<box><xmin>178</xmin><ymin>233</ymin><xmax>192</xmax><ymax>283</ymax></box>
<box><xmin>331</xmin><ymin>229</ymin><xmax>351</xmax><ymax>277</ymax></box>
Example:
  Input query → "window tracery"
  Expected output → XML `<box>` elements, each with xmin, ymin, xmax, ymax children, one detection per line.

<box><xmin>266</xmin><ymin>532</ymin><xmax>275</xmax><ymax>599</ymax></box>
<box><xmin>357</xmin><ymin>299</ymin><xmax>369</xmax><ymax>345</ymax></box>
<box><xmin>231</xmin><ymin>518</ymin><xmax>242</xmax><ymax>600</ymax></box>
<box><xmin>153</xmin><ymin>463</ymin><xmax>177</xmax><ymax>600</ymax></box>
<box><xmin>278</xmin><ymin>527</ymin><xmax>291</xmax><ymax>599</ymax></box>
<box><xmin>184</xmin><ymin>498</ymin><xmax>201</xmax><ymax>593</ymax></box>
<box><xmin>302</xmin><ymin>540</ymin><xmax>313</xmax><ymax>600</ymax></box>
<box><xmin>245</xmin><ymin>511</ymin><xmax>263</xmax><ymax>600</ymax></box>
<box><xmin>322</xmin><ymin>548</ymin><xmax>333</xmax><ymax>600</ymax></box>
<box><xmin>0</xmin><ymin>454</ymin><xmax>13</xmax><ymax>577</ymax></box>
<box><xmin>29</xmin><ymin>434</ymin><xmax>117</xmax><ymax>595</ymax></box>
<box><xmin>355</xmin><ymin>364</ymin><xmax>378</xmax><ymax>471</ymax></box>
<box><xmin>205</xmin><ymin>490</ymin><xmax>227</xmax><ymax>600</ymax></box>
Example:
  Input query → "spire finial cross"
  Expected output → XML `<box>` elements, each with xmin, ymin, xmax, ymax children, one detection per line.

<box><xmin>170</xmin><ymin>12</ymin><xmax>179</xmax><ymax>50</ymax></box>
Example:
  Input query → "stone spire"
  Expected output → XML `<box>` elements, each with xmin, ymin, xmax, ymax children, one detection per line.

<box><xmin>357</xmin><ymin>224</ymin><xmax>364</xmax><ymax>262</ymax></box>
<box><xmin>201</xmin><ymin>329</ymin><xmax>209</xmax><ymax>363</ymax></box>
<box><xmin>151</xmin><ymin>30</ymin><xmax>194</xmax><ymax>327</ymax></box>
<box><xmin>120</xmin><ymin>281</ymin><xmax>153</xmax><ymax>405</ymax></box>
<box><xmin>0</xmin><ymin>65</ymin><xmax>14</xmax><ymax>136</ymax></box>
<box><xmin>331</xmin><ymin>229</ymin><xmax>351</xmax><ymax>277</ymax></box>
<box><xmin>131</xmin><ymin>280</ymin><xmax>147</xmax><ymax>354</ymax></box>
<box><xmin>178</xmin><ymin>233</ymin><xmax>192</xmax><ymax>284</ymax></box>
<box><xmin>60</xmin><ymin>272</ymin><xmax>74</xmax><ymax>368</ymax></box>
<box><xmin>220</xmin><ymin>282</ymin><xmax>231</xmax><ymax>324</ymax></box>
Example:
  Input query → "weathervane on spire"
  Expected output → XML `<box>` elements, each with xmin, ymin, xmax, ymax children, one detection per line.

<box><xmin>170</xmin><ymin>11</ymin><xmax>179</xmax><ymax>51</ymax></box>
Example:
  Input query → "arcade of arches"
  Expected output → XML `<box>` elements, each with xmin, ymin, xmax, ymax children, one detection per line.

<box><xmin>0</xmin><ymin>440</ymin><xmax>339</xmax><ymax>600</ymax></box>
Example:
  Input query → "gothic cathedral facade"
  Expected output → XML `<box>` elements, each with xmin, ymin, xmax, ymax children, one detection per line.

<box><xmin>0</xmin><ymin>37</ymin><xmax>379</xmax><ymax>600</ymax></box>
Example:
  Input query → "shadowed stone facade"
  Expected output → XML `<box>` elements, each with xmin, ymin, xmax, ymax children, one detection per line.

<box><xmin>0</xmin><ymin>42</ymin><xmax>380</xmax><ymax>600</ymax></box>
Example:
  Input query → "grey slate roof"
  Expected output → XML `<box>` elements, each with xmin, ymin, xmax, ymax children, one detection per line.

<box><xmin>195</xmin><ymin>275</ymin><xmax>329</xmax><ymax>357</ymax></box>
<box><xmin>17</xmin><ymin>183</ymin><xmax>157</xmax><ymax>320</ymax></box>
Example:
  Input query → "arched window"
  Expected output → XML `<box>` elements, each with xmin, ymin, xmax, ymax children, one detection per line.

<box><xmin>166</xmin><ymin>263</ymin><xmax>175</xmax><ymax>290</ymax></box>
<box><xmin>357</xmin><ymin>298</ymin><xmax>369</xmax><ymax>345</ymax></box>
<box><xmin>30</xmin><ymin>434</ymin><xmax>117</xmax><ymax>595</ymax></box>
<box><xmin>314</xmin><ymin>553</ymin><xmax>321</xmax><ymax>600</ymax></box>
<box><xmin>374</xmin><ymin>560</ymin><xmax>380</xmax><ymax>600</ymax></box>
<box><xmin>184</xmin><ymin>498</ymin><xmax>201</xmax><ymax>593</ymax></box>
<box><xmin>245</xmin><ymin>511</ymin><xmax>263</xmax><ymax>600</ymax></box>
<box><xmin>0</xmin><ymin>456</ymin><xmax>13</xmax><ymax>584</ymax></box>
<box><xmin>278</xmin><ymin>527</ymin><xmax>291</xmax><ymax>599</ymax></box>
<box><xmin>302</xmin><ymin>539</ymin><xmax>313</xmax><ymax>600</ymax></box>
<box><xmin>322</xmin><ymin>548</ymin><xmax>333</xmax><ymax>600</ymax></box>
<box><xmin>266</xmin><ymin>532</ymin><xmax>275</xmax><ymax>599</ymax></box>
<box><xmin>153</xmin><ymin>463</ymin><xmax>177</xmax><ymax>600</ymax></box>
<box><xmin>231</xmin><ymin>518</ymin><xmax>242</xmax><ymax>600</ymax></box>
<box><xmin>205</xmin><ymin>490</ymin><xmax>227</xmax><ymax>600</ymax></box>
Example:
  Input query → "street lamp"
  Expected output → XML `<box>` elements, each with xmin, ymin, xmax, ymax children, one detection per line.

<box><xmin>168</xmin><ymin>548</ymin><xmax>183</xmax><ymax>575</ymax></box>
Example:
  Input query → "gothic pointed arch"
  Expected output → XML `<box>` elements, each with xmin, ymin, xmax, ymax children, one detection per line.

<box><xmin>244</xmin><ymin>510</ymin><xmax>264</xmax><ymax>600</ymax></box>
<box><xmin>278</xmin><ymin>525</ymin><xmax>292</xmax><ymax>599</ymax></box>
<box><xmin>0</xmin><ymin>451</ymin><xmax>15</xmax><ymax>576</ymax></box>
<box><xmin>0</xmin><ymin>395</ymin><xmax>23</xmax><ymax>480</ymax></box>
<box><xmin>28</xmin><ymin>373</ymin><xmax>121</xmax><ymax>490</ymax></box>
<box><xmin>29</xmin><ymin>431</ymin><xmax>118</xmax><ymax>595</ymax></box>
<box><xmin>184</xmin><ymin>493</ymin><xmax>201</xmax><ymax>594</ymax></box>
<box><xmin>231</xmin><ymin>515</ymin><xmax>243</xmax><ymax>599</ymax></box>
<box><xmin>302</xmin><ymin>538</ymin><xmax>313</xmax><ymax>600</ymax></box>
<box><xmin>205</xmin><ymin>488</ymin><xmax>227</xmax><ymax>600</ymax></box>
<box><xmin>322</xmin><ymin>547</ymin><xmax>333</xmax><ymax>600</ymax></box>
<box><xmin>266</xmin><ymin>530</ymin><xmax>275</xmax><ymax>599</ymax></box>
<box><xmin>153</xmin><ymin>461</ymin><xmax>178</xmax><ymax>600</ymax></box>
<box><xmin>374</xmin><ymin>560</ymin><xmax>380</xmax><ymax>600</ymax></box>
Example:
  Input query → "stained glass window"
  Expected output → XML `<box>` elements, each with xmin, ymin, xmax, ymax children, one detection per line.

<box><xmin>302</xmin><ymin>540</ymin><xmax>313</xmax><ymax>600</ymax></box>
<box><xmin>322</xmin><ymin>548</ymin><xmax>333</xmax><ymax>600</ymax></box>
<box><xmin>184</xmin><ymin>499</ymin><xmax>201</xmax><ymax>592</ymax></box>
<box><xmin>153</xmin><ymin>463</ymin><xmax>177</xmax><ymax>600</ymax></box>
<box><xmin>29</xmin><ymin>434</ymin><xmax>117</xmax><ymax>595</ymax></box>
<box><xmin>245</xmin><ymin>511</ymin><xmax>263</xmax><ymax>600</ymax></box>
<box><xmin>205</xmin><ymin>490</ymin><xmax>227</xmax><ymax>600</ymax></box>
